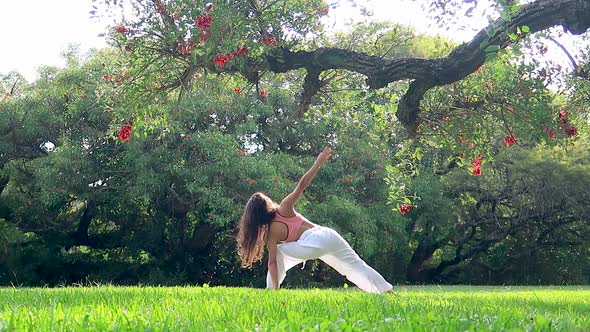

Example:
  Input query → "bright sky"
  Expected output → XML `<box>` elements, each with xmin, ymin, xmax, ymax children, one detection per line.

<box><xmin>0</xmin><ymin>0</ymin><xmax>580</xmax><ymax>82</ymax></box>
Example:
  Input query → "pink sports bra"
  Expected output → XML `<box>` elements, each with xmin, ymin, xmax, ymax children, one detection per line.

<box><xmin>273</xmin><ymin>212</ymin><xmax>308</xmax><ymax>242</ymax></box>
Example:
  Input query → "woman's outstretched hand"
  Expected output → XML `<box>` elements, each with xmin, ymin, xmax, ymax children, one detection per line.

<box><xmin>315</xmin><ymin>147</ymin><xmax>332</xmax><ymax>166</ymax></box>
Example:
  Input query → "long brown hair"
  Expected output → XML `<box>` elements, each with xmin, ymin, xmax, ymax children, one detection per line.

<box><xmin>236</xmin><ymin>193</ymin><xmax>276</xmax><ymax>268</ymax></box>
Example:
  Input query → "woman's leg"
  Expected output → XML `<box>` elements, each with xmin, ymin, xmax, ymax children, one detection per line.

<box><xmin>266</xmin><ymin>240</ymin><xmax>326</xmax><ymax>289</ymax></box>
<box><xmin>319</xmin><ymin>229</ymin><xmax>393</xmax><ymax>294</ymax></box>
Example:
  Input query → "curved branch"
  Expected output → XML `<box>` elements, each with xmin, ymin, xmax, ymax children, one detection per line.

<box><xmin>261</xmin><ymin>0</ymin><xmax>590</xmax><ymax>135</ymax></box>
<box><xmin>546</xmin><ymin>35</ymin><xmax>578</xmax><ymax>70</ymax></box>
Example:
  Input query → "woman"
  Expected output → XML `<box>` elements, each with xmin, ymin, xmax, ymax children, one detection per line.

<box><xmin>237</xmin><ymin>148</ymin><xmax>393</xmax><ymax>293</ymax></box>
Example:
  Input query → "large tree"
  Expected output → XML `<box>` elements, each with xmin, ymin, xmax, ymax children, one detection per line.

<box><xmin>95</xmin><ymin>0</ymin><xmax>590</xmax><ymax>136</ymax></box>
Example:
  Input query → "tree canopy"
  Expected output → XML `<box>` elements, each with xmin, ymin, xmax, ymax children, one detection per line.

<box><xmin>0</xmin><ymin>0</ymin><xmax>589</xmax><ymax>286</ymax></box>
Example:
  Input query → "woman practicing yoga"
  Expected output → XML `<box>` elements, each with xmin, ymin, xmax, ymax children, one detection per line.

<box><xmin>237</xmin><ymin>147</ymin><xmax>393</xmax><ymax>293</ymax></box>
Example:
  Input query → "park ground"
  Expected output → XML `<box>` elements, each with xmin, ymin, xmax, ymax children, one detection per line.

<box><xmin>0</xmin><ymin>285</ymin><xmax>588</xmax><ymax>331</ymax></box>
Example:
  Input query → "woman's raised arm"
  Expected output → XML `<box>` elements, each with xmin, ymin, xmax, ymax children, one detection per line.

<box><xmin>278</xmin><ymin>147</ymin><xmax>332</xmax><ymax>216</ymax></box>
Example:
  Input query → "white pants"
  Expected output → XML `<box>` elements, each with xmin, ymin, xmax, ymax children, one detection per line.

<box><xmin>266</xmin><ymin>226</ymin><xmax>393</xmax><ymax>294</ymax></box>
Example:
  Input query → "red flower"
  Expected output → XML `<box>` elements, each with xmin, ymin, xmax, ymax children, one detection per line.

<box><xmin>565</xmin><ymin>125</ymin><xmax>578</xmax><ymax>137</ymax></box>
<box><xmin>468</xmin><ymin>141</ymin><xmax>476</xmax><ymax>148</ymax></box>
<box><xmin>247</xmin><ymin>179</ymin><xmax>255</xmax><ymax>185</ymax></box>
<box><xmin>196</xmin><ymin>15</ymin><xmax>212</xmax><ymax>30</ymax></box>
<box><xmin>124</xmin><ymin>45</ymin><xmax>133</xmax><ymax>52</ymax></box>
<box><xmin>259</xmin><ymin>89</ymin><xmax>268</xmax><ymax>98</ymax></box>
<box><xmin>558</xmin><ymin>109</ymin><xmax>568</xmax><ymax>121</ymax></box>
<box><xmin>179</xmin><ymin>42</ymin><xmax>191</xmax><ymax>55</ymax></box>
<box><xmin>117</xmin><ymin>122</ymin><xmax>133</xmax><ymax>142</ymax></box>
<box><xmin>156</xmin><ymin>4</ymin><xmax>165</xmax><ymax>13</ymax></box>
<box><xmin>544</xmin><ymin>127</ymin><xmax>556</xmax><ymax>140</ymax></box>
<box><xmin>504</xmin><ymin>135</ymin><xmax>517</xmax><ymax>147</ymax></box>
<box><xmin>343</xmin><ymin>178</ymin><xmax>351</xmax><ymax>184</ymax></box>
<box><xmin>399</xmin><ymin>204</ymin><xmax>413</xmax><ymax>216</ymax></box>
<box><xmin>262</xmin><ymin>36</ymin><xmax>278</xmax><ymax>46</ymax></box>
<box><xmin>234</xmin><ymin>88</ymin><xmax>242</xmax><ymax>94</ymax></box>
<box><xmin>199</xmin><ymin>31</ymin><xmax>211</xmax><ymax>42</ymax></box>
<box><xmin>81</xmin><ymin>93</ymin><xmax>88</xmax><ymax>99</ymax></box>
<box><xmin>102</xmin><ymin>74</ymin><xmax>111</xmax><ymax>81</ymax></box>
<box><xmin>234</xmin><ymin>46</ymin><xmax>249</xmax><ymax>57</ymax></box>
<box><xmin>115</xmin><ymin>25</ymin><xmax>129</xmax><ymax>34</ymax></box>
<box><xmin>474</xmin><ymin>67</ymin><xmax>481</xmax><ymax>74</ymax></box>
<box><xmin>213</xmin><ymin>54</ymin><xmax>230</xmax><ymax>67</ymax></box>
<box><xmin>471</xmin><ymin>164</ymin><xmax>482</xmax><ymax>176</ymax></box>
<box><xmin>471</xmin><ymin>153</ymin><xmax>483</xmax><ymax>176</ymax></box>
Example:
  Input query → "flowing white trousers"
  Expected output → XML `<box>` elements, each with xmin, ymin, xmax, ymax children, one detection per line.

<box><xmin>266</xmin><ymin>226</ymin><xmax>393</xmax><ymax>294</ymax></box>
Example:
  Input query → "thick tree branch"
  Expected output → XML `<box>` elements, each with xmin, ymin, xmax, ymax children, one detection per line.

<box><xmin>261</xmin><ymin>0</ymin><xmax>590</xmax><ymax>135</ymax></box>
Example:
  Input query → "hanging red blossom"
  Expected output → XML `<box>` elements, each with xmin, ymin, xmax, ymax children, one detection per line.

<box><xmin>234</xmin><ymin>46</ymin><xmax>249</xmax><ymax>57</ymax></box>
<box><xmin>117</xmin><ymin>121</ymin><xmax>133</xmax><ymax>142</ymax></box>
<box><xmin>504</xmin><ymin>135</ymin><xmax>517</xmax><ymax>147</ymax></box>
<box><xmin>102</xmin><ymin>74</ymin><xmax>111</xmax><ymax>81</ymax></box>
<box><xmin>124</xmin><ymin>45</ymin><xmax>133</xmax><ymax>52</ymax></box>
<box><xmin>199</xmin><ymin>31</ymin><xmax>211</xmax><ymax>42</ymax></box>
<box><xmin>544</xmin><ymin>127</ymin><xmax>556</xmax><ymax>140</ymax></box>
<box><xmin>399</xmin><ymin>204</ymin><xmax>413</xmax><ymax>216</ymax></box>
<box><xmin>471</xmin><ymin>153</ymin><xmax>483</xmax><ymax>176</ymax></box>
<box><xmin>565</xmin><ymin>125</ymin><xmax>578</xmax><ymax>137</ymax></box>
<box><xmin>471</xmin><ymin>164</ymin><xmax>482</xmax><ymax>176</ymax></box>
<box><xmin>343</xmin><ymin>177</ymin><xmax>351</xmax><ymax>184</ymax></box>
<box><xmin>213</xmin><ymin>54</ymin><xmax>230</xmax><ymax>66</ymax></box>
<box><xmin>81</xmin><ymin>93</ymin><xmax>88</xmax><ymax>99</ymax></box>
<box><xmin>558</xmin><ymin>109</ymin><xmax>568</xmax><ymax>121</ymax></box>
<box><xmin>179</xmin><ymin>42</ymin><xmax>191</xmax><ymax>55</ymax></box>
<box><xmin>247</xmin><ymin>179</ymin><xmax>255</xmax><ymax>185</ymax></box>
<box><xmin>156</xmin><ymin>4</ymin><xmax>165</xmax><ymax>13</ymax></box>
<box><xmin>262</xmin><ymin>36</ymin><xmax>278</xmax><ymax>46</ymax></box>
<box><xmin>259</xmin><ymin>89</ymin><xmax>268</xmax><ymax>98</ymax></box>
<box><xmin>196</xmin><ymin>15</ymin><xmax>212</xmax><ymax>30</ymax></box>
<box><xmin>234</xmin><ymin>88</ymin><xmax>242</xmax><ymax>94</ymax></box>
<box><xmin>468</xmin><ymin>141</ymin><xmax>476</xmax><ymax>148</ymax></box>
<box><xmin>115</xmin><ymin>25</ymin><xmax>129</xmax><ymax>34</ymax></box>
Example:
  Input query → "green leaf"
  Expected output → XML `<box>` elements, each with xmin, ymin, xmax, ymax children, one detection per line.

<box><xmin>485</xmin><ymin>45</ymin><xmax>500</xmax><ymax>53</ymax></box>
<box><xmin>485</xmin><ymin>52</ymin><xmax>498</xmax><ymax>63</ymax></box>
<box><xmin>508</xmin><ymin>32</ymin><xmax>518</xmax><ymax>41</ymax></box>
<box><xmin>509</xmin><ymin>5</ymin><xmax>521</xmax><ymax>14</ymax></box>
<box><xmin>522</xmin><ymin>25</ymin><xmax>530</xmax><ymax>33</ymax></box>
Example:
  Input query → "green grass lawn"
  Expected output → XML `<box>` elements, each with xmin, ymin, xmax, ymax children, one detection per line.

<box><xmin>0</xmin><ymin>286</ymin><xmax>588</xmax><ymax>331</ymax></box>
